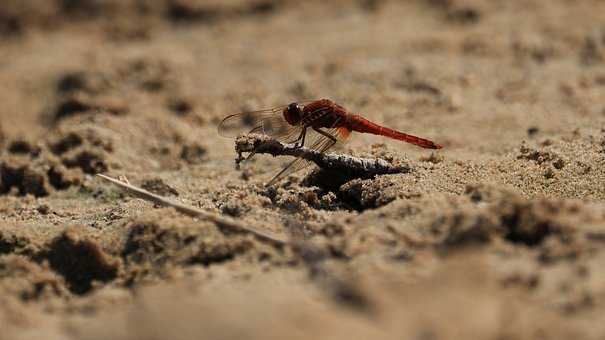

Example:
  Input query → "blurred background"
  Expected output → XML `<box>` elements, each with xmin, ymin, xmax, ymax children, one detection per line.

<box><xmin>2</xmin><ymin>0</ymin><xmax>604</xmax><ymax>154</ymax></box>
<box><xmin>1</xmin><ymin>1</ymin><xmax>605</xmax><ymax>339</ymax></box>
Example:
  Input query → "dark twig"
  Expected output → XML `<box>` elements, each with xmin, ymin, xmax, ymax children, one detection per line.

<box><xmin>235</xmin><ymin>134</ymin><xmax>409</xmax><ymax>177</ymax></box>
<box><xmin>96</xmin><ymin>174</ymin><xmax>287</xmax><ymax>245</ymax></box>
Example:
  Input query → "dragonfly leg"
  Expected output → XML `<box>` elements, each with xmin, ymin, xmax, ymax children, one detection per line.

<box><xmin>313</xmin><ymin>127</ymin><xmax>337</xmax><ymax>143</ymax></box>
<box><xmin>312</xmin><ymin>127</ymin><xmax>337</xmax><ymax>149</ymax></box>
<box><xmin>294</xmin><ymin>127</ymin><xmax>307</xmax><ymax>148</ymax></box>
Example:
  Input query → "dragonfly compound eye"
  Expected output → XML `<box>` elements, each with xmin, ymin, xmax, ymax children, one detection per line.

<box><xmin>284</xmin><ymin>102</ymin><xmax>302</xmax><ymax>125</ymax></box>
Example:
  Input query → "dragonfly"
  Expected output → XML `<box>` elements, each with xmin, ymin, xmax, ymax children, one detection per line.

<box><xmin>218</xmin><ymin>99</ymin><xmax>442</xmax><ymax>186</ymax></box>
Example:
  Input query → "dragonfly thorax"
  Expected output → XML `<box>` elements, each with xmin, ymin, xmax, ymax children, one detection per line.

<box><xmin>283</xmin><ymin>102</ymin><xmax>303</xmax><ymax>125</ymax></box>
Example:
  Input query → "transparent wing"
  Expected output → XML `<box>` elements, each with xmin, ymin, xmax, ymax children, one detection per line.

<box><xmin>265</xmin><ymin>125</ymin><xmax>351</xmax><ymax>186</ymax></box>
<box><xmin>217</xmin><ymin>100</ymin><xmax>317</xmax><ymax>143</ymax></box>
<box><xmin>218</xmin><ymin>106</ymin><xmax>296</xmax><ymax>140</ymax></box>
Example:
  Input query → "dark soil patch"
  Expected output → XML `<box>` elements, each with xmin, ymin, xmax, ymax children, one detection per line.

<box><xmin>38</xmin><ymin>229</ymin><xmax>120</xmax><ymax>295</ymax></box>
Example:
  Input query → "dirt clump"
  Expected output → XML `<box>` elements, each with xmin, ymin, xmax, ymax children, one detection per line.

<box><xmin>0</xmin><ymin>157</ymin><xmax>51</xmax><ymax>197</ymax></box>
<box><xmin>37</xmin><ymin>228</ymin><xmax>120</xmax><ymax>295</ymax></box>
<box><xmin>120</xmin><ymin>211</ymin><xmax>282</xmax><ymax>286</ymax></box>
<box><xmin>0</xmin><ymin>255</ymin><xmax>68</xmax><ymax>302</ymax></box>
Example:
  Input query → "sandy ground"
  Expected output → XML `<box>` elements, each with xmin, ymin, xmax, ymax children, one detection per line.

<box><xmin>1</xmin><ymin>0</ymin><xmax>605</xmax><ymax>339</ymax></box>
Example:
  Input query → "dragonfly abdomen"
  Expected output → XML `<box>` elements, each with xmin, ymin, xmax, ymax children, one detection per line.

<box><xmin>348</xmin><ymin>115</ymin><xmax>442</xmax><ymax>149</ymax></box>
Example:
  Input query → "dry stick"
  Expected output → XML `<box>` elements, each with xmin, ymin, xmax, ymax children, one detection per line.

<box><xmin>235</xmin><ymin>134</ymin><xmax>409</xmax><ymax>177</ymax></box>
<box><xmin>96</xmin><ymin>174</ymin><xmax>287</xmax><ymax>245</ymax></box>
<box><xmin>97</xmin><ymin>135</ymin><xmax>404</xmax><ymax>246</ymax></box>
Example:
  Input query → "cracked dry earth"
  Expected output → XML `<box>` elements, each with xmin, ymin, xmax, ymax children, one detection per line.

<box><xmin>1</xmin><ymin>0</ymin><xmax>605</xmax><ymax>339</ymax></box>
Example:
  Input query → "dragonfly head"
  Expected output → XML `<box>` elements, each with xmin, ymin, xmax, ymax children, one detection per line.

<box><xmin>283</xmin><ymin>102</ymin><xmax>303</xmax><ymax>125</ymax></box>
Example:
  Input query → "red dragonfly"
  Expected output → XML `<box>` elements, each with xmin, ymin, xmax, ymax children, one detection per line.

<box><xmin>218</xmin><ymin>99</ymin><xmax>442</xmax><ymax>186</ymax></box>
